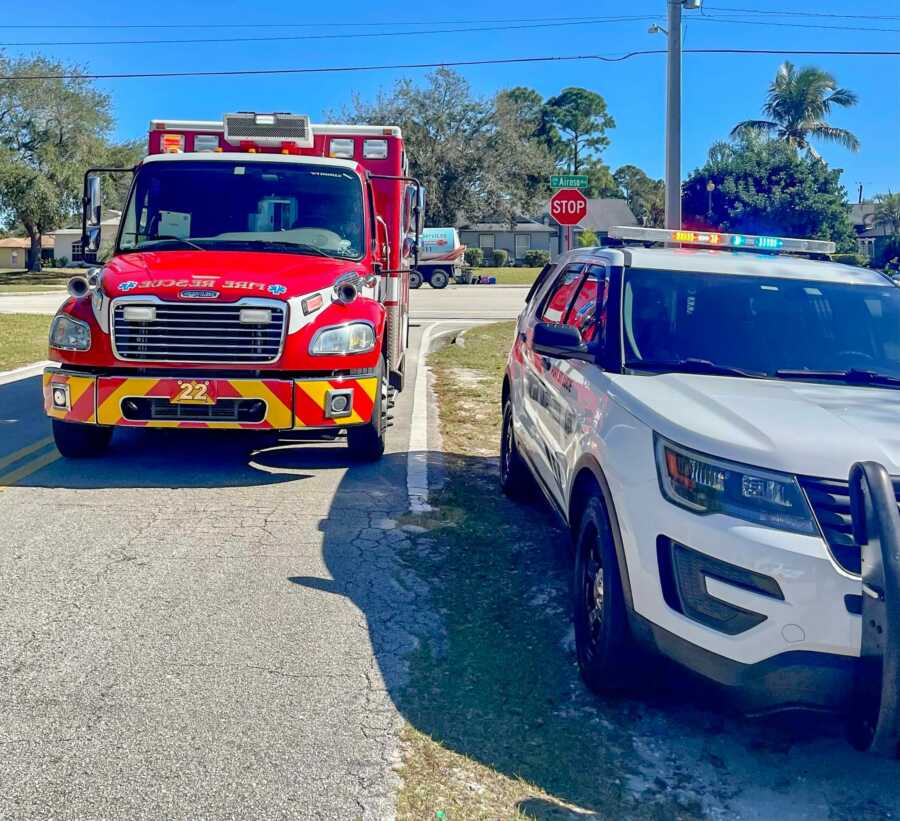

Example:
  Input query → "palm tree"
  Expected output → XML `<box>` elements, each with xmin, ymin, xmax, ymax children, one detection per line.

<box><xmin>874</xmin><ymin>192</ymin><xmax>900</xmax><ymax>237</ymax></box>
<box><xmin>731</xmin><ymin>62</ymin><xmax>860</xmax><ymax>156</ymax></box>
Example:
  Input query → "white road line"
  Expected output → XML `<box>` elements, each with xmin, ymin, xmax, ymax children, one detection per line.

<box><xmin>0</xmin><ymin>361</ymin><xmax>52</xmax><ymax>386</ymax></box>
<box><xmin>407</xmin><ymin>322</ymin><xmax>438</xmax><ymax>513</ymax></box>
<box><xmin>406</xmin><ymin>319</ymin><xmax>495</xmax><ymax>513</ymax></box>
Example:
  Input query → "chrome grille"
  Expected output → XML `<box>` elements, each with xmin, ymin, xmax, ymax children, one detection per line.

<box><xmin>112</xmin><ymin>300</ymin><xmax>286</xmax><ymax>363</ymax></box>
<box><xmin>224</xmin><ymin>113</ymin><xmax>312</xmax><ymax>145</ymax></box>
<box><xmin>799</xmin><ymin>475</ymin><xmax>900</xmax><ymax>575</ymax></box>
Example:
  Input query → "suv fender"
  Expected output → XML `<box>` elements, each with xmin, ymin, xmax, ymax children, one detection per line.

<box><xmin>567</xmin><ymin>455</ymin><xmax>637</xmax><ymax>618</ymax></box>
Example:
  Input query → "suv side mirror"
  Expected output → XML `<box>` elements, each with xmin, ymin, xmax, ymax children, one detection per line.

<box><xmin>532</xmin><ymin>322</ymin><xmax>593</xmax><ymax>361</ymax></box>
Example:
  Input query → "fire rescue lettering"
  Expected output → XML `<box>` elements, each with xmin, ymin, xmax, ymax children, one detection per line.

<box><xmin>121</xmin><ymin>280</ymin><xmax>272</xmax><ymax>291</ymax></box>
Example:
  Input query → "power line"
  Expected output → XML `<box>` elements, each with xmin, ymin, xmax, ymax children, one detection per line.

<box><xmin>696</xmin><ymin>14</ymin><xmax>900</xmax><ymax>34</ymax></box>
<box><xmin>0</xmin><ymin>17</ymin><xmax>659</xmax><ymax>48</ymax></box>
<box><xmin>3</xmin><ymin>49</ymin><xmax>897</xmax><ymax>82</ymax></box>
<box><xmin>704</xmin><ymin>6</ymin><xmax>900</xmax><ymax>21</ymax></box>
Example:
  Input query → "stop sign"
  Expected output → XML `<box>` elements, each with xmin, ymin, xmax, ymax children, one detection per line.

<box><xmin>549</xmin><ymin>188</ymin><xmax>588</xmax><ymax>226</ymax></box>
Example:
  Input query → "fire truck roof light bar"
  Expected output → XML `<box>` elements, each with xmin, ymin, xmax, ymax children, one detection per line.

<box><xmin>607</xmin><ymin>226</ymin><xmax>836</xmax><ymax>255</ymax></box>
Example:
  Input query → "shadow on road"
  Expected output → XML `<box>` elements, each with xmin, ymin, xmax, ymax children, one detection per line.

<box><xmin>308</xmin><ymin>451</ymin><xmax>899</xmax><ymax>819</ymax></box>
<box><xmin>16</xmin><ymin>428</ymin><xmax>378</xmax><ymax>489</ymax></box>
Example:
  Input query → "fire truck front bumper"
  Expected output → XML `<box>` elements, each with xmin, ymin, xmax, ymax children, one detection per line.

<box><xmin>43</xmin><ymin>369</ymin><xmax>378</xmax><ymax>430</ymax></box>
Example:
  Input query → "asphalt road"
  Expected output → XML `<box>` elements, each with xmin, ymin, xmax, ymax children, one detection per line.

<box><xmin>0</xmin><ymin>283</ymin><xmax>527</xmax><ymax>321</ymax></box>
<box><xmin>0</xmin><ymin>326</ymin><xmax>443</xmax><ymax>820</ymax></box>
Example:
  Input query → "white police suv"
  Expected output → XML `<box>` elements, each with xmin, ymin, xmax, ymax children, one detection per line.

<box><xmin>501</xmin><ymin>226</ymin><xmax>900</xmax><ymax>721</ymax></box>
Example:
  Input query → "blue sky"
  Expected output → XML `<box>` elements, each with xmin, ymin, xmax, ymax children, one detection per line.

<box><xmin>7</xmin><ymin>0</ymin><xmax>899</xmax><ymax>198</ymax></box>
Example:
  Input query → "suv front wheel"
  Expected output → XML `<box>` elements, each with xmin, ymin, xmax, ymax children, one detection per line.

<box><xmin>573</xmin><ymin>491</ymin><xmax>641</xmax><ymax>694</ymax></box>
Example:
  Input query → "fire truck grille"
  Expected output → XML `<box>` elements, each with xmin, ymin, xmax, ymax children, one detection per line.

<box><xmin>112</xmin><ymin>302</ymin><xmax>286</xmax><ymax>363</ymax></box>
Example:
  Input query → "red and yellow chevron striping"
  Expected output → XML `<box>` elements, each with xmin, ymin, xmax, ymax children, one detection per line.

<box><xmin>43</xmin><ymin>370</ymin><xmax>378</xmax><ymax>431</ymax></box>
<box><xmin>294</xmin><ymin>377</ymin><xmax>377</xmax><ymax>428</ymax></box>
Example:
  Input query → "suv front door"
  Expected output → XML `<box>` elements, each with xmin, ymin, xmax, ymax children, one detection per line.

<box><xmin>524</xmin><ymin>263</ymin><xmax>610</xmax><ymax>505</ymax></box>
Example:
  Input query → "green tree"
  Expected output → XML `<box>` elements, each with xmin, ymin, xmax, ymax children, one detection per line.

<box><xmin>682</xmin><ymin>136</ymin><xmax>856</xmax><ymax>250</ymax></box>
<box><xmin>543</xmin><ymin>88</ymin><xmax>615</xmax><ymax>173</ymax></box>
<box><xmin>731</xmin><ymin>62</ymin><xmax>859</xmax><ymax>158</ymax></box>
<box><xmin>613</xmin><ymin>165</ymin><xmax>665</xmax><ymax>227</ymax></box>
<box><xmin>583</xmin><ymin>160</ymin><xmax>619</xmax><ymax>199</ymax></box>
<box><xmin>339</xmin><ymin>69</ymin><xmax>553</xmax><ymax>225</ymax></box>
<box><xmin>873</xmin><ymin>192</ymin><xmax>900</xmax><ymax>236</ymax></box>
<box><xmin>0</xmin><ymin>54</ymin><xmax>120</xmax><ymax>271</ymax></box>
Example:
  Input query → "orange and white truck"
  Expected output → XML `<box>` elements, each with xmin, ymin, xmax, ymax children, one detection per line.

<box><xmin>43</xmin><ymin>112</ymin><xmax>421</xmax><ymax>461</ymax></box>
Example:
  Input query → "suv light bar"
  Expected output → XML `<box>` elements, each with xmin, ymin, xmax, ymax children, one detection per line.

<box><xmin>607</xmin><ymin>226</ymin><xmax>836</xmax><ymax>255</ymax></box>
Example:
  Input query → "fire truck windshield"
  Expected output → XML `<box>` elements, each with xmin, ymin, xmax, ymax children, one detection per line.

<box><xmin>118</xmin><ymin>160</ymin><xmax>365</xmax><ymax>260</ymax></box>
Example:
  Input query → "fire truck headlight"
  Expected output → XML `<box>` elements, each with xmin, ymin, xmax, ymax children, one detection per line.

<box><xmin>310</xmin><ymin>322</ymin><xmax>376</xmax><ymax>356</ymax></box>
<box><xmin>49</xmin><ymin>315</ymin><xmax>91</xmax><ymax>352</ymax></box>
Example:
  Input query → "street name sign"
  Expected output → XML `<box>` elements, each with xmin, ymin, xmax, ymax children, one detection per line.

<box><xmin>550</xmin><ymin>174</ymin><xmax>588</xmax><ymax>190</ymax></box>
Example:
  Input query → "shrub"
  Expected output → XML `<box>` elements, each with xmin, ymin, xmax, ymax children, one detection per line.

<box><xmin>491</xmin><ymin>248</ymin><xmax>508</xmax><ymax>267</ymax></box>
<box><xmin>464</xmin><ymin>247</ymin><xmax>483</xmax><ymax>267</ymax></box>
<box><xmin>56</xmin><ymin>256</ymin><xmax>69</xmax><ymax>268</ymax></box>
<box><xmin>523</xmin><ymin>249</ymin><xmax>550</xmax><ymax>268</ymax></box>
<box><xmin>831</xmin><ymin>253</ymin><xmax>868</xmax><ymax>267</ymax></box>
<box><xmin>577</xmin><ymin>229</ymin><xmax>599</xmax><ymax>248</ymax></box>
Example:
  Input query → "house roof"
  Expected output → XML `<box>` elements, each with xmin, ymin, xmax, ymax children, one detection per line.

<box><xmin>850</xmin><ymin>202</ymin><xmax>876</xmax><ymax>228</ymax></box>
<box><xmin>577</xmin><ymin>198</ymin><xmax>638</xmax><ymax>232</ymax></box>
<box><xmin>459</xmin><ymin>220</ymin><xmax>556</xmax><ymax>234</ymax></box>
<box><xmin>0</xmin><ymin>236</ymin><xmax>55</xmax><ymax>249</ymax></box>
<box><xmin>51</xmin><ymin>216</ymin><xmax>121</xmax><ymax>236</ymax></box>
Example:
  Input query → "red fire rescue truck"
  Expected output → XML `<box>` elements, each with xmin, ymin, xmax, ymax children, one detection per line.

<box><xmin>43</xmin><ymin>112</ymin><xmax>421</xmax><ymax>461</ymax></box>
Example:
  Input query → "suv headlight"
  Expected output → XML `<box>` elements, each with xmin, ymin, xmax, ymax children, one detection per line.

<box><xmin>309</xmin><ymin>322</ymin><xmax>375</xmax><ymax>356</ymax></box>
<box><xmin>49</xmin><ymin>315</ymin><xmax>91</xmax><ymax>351</ymax></box>
<box><xmin>654</xmin><ymin>435</ymin><xmax>816</xmax><ymax>535</ymax></box>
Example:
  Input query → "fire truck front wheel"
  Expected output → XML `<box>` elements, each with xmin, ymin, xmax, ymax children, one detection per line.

<box><xmin>347</xmin><ymin>364</ymin><xmax>388</xmax><ymax>462</ymax></box>
<box><xmin>52</xmin><ymin>419</ymin><xmax>113</xmax><ymax>458</ymax></box>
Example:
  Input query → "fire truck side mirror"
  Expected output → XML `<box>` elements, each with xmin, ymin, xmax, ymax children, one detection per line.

<box><xmin>86</xmin><ymin>175</ymin><xmax>102</xmax><ymax>227</ymax></box>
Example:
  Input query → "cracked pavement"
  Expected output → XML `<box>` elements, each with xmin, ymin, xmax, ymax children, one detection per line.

<box><xmin>0</xmin><ymin>326</ymin><xmax>437</xmax><ymax>820</ymax></box>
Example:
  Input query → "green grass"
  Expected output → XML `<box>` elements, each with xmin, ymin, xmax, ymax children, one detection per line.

<box><xmin>0</xmin><ymin>268</ymin><xmax>72</xmax><ymax>294</ymax></box>
<box><xmin>394</xmin><ymin>322</ymin><xmax>694</xmax><ymax>821</ymax></box>
<box><xmin>0</xmin><ymin>314</ymin><xmax>51</xmax><ymax>370</ymax></box>
<box><xmin>469</xmin><ymin>266</ymin><xmax>540</xmax><ymax>285</ymax></box>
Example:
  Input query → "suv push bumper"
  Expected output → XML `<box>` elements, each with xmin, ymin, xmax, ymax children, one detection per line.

<box><xmin>43</xmin><ymin>369</ymin><xmax>378</xmax><ymax>431</ymax></box>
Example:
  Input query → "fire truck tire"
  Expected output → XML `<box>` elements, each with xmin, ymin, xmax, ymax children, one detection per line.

<box><xmin>429</xmin><ymin>269</ymin><xmax>450</xmax><ymax>289</ymax></box>
<box><xmin>409</xmin><ymin>270</ymin><xmax>423</xmax><ymax>289</ymax></box>
<box><xmin>348</xmin><ymin>364</ymin><xmax>387</xmax><ymax>461</ymax></box>
<box><xmin>52</xmin><ymin>419</ymin><xmax>112</xmax><ymax>458</ymax></box>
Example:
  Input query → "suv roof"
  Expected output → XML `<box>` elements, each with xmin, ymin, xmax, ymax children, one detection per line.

<box><xmin>571</xmin><ymin>245</ymin><xmax>890</xmax><ymax>287</ymax></box>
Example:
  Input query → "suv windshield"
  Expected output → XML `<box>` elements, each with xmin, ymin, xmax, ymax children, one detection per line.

<box><xmin>623</xmin><ymin>268</ymin><xmax>900</xmax><ymax>380</ymax></box>
<box><xmin>118</xmin><ymin>160</ymin><xmax>365</xmax><ymax>259</ymax></box>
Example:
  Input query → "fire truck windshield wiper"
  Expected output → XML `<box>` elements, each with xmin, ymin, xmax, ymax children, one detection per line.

<box><xmin>775</xmin><ymin>368</ymin><xmax>900</xmax><ymax>387</ymax></box>
<box><xmin>136</xmin><ymin>236</ymin><xmax>207</xmax><ymax>252</ymax></box>
<box><xmin>626</xmin><ymin>358</ymin><xmax>764</xmax><ymax>378</ymax></box>
<box><xmin>215</xmin><ymin>239</ymin><xmax>334</xmax><ymax>258</ymax></box>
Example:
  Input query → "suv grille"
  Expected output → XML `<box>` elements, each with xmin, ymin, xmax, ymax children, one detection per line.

<box><xmin>799</xmin><ymin>475</ymin><xmax>900</xmax><ymax>575</ymax></box>
<box><xmin>113</xmin><ymin>301</ymin><xmax>286</xmax><ymax>364</ymax></box>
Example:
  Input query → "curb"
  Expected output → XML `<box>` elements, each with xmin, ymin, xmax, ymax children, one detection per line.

<box><xmin>0</xmin><ymin>361</ymin><xmax>51</xmax><ymax>386</ymax></box>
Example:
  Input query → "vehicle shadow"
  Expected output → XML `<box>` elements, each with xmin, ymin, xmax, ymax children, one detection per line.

<box><xmin>16</xmin><ymin>427</ymin><xmax>372</xmax><ymax>489</ymax></box>
<box><xmin>303</xmin><ymin>450</ymin><xmax>899</xmax><ymax>820</ymax></box>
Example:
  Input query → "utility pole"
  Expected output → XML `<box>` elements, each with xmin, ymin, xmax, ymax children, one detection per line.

<box><xmin>665</xmin><ymin>0</ymin><xmax>682</xmax><ymax>230</ymax></box>
<box><xmin>664</xmin><ymin>0</ymin><xmax>701</xmax><ymax>230</ymax></box>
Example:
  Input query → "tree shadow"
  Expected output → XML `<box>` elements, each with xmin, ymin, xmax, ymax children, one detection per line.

<box><xmin>302</xmin><ymin>450</ymin><xmax>900</xmax><ymax>819</ymax></box>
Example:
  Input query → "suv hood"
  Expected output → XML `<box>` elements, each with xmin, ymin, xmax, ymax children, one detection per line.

<box><xmin>102</xmin><ymin>250</ymin><xmax>361</xmax><ymax>301</ymax></box>
<box><xmin>610</xmin><ymin>372</ymin><xmax>900</xmax><ymax>480</ymax></box>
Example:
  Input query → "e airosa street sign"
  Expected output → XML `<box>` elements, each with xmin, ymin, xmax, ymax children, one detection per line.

<box><xmin>550</xmin><ymin>174</ymin><xmax>588</xmax><ymax>190</ymax></box>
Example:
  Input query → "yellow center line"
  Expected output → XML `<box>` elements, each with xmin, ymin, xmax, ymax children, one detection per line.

<box><xmin>0</xmin><ymin>449</ymin><xmax>61</xmax><ymax>488</ymax></box>
<box><xmin>0</xmin><ymin>435</ymin><xmax>54</xmax><ymax>472</ymax></box>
